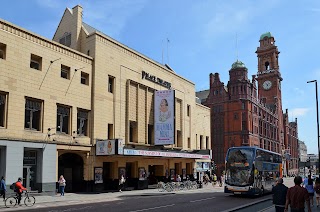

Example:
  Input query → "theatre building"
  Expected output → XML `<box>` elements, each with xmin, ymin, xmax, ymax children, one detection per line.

<box><xmin>0</xmin><ymin>5</ymin><xmax>210</xmax><ymax>192</ymax></box>
<box><xmin>0</xmin><ymin>18</ymin><xmax>93</xmax><ymax>193</ymax></box>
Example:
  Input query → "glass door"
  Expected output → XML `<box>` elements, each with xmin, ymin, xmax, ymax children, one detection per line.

<box><xmin>23</xmin><ymin>166</ymin><xmax>31</xmax><ymax>190</ymax></box>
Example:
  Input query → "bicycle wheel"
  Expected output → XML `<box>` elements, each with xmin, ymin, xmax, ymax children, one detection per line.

<box><xmin>24</xmin><ymin>195</ymin><xmax>35</xmax><ymax>207</ymax></box>
<box><xmin>5</xmin><ymin>196</ymin><xmax>17</xmax><ymax>208</ymax></box>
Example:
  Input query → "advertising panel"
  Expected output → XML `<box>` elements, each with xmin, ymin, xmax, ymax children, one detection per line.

<box><xmin>154</xmin><ymin>90</ymin><xmax>175</xmax><ymax>145</ymax></box>
<box><xmin>96</xmin><ymin>140</ymin><xmax>115</xmax><ymax>155</ymax></box>
<box><xmin>94</xmin><ymin>167</ymin><xmax>103</xmax><ymax>184</ymax></box>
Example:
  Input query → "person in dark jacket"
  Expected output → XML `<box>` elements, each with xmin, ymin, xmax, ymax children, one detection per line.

<box><xmin>272</xmin><ymin>178</ymin><xmax>288</xmax><ymax>212</ymax></box>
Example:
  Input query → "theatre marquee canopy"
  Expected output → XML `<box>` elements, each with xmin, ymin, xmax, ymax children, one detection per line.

<box><xmin>123</xmin><ymin>149</ymin><xmax>211</xmax><ymax>159</ymax></box>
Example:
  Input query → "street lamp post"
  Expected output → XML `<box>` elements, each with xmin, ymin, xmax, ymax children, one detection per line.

<box><xmin>307</xmin><ymin>80</ymin><xmax>320</xmax><ymax>174</ymax></box>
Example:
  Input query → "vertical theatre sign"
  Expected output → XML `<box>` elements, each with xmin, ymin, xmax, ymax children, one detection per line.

<box><xmin>154</xmin><ymin>90</ymin><xmax>175</xmax><ymax>145</ymax></box>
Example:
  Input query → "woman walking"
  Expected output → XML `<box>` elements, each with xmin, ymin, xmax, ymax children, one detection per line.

<box><xmin>119</xmin><ymin>175</ymin><xmax>125</xmax><ymax>192</ymax></box>
<box><xmin>305</xmin><ymin>175</ymin><xmax>315</xmax><ymax>207</ymax></box>
<box><xmin>58</xmin><ymin>175</ymin><xmax>66</xmax><ymax>196</ymax></box>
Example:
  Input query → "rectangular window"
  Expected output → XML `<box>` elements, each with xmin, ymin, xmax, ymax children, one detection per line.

<box><xmin>0</xmin><ymin>43</ymin><xmax>6</xmax><ymax>60</ymax></box>
<box><xmin>187</xmin><ymin>137</ymin><xmax>191</xmax><ymax>149</ymax></box>
<box><xmin>61</xmin><ymin>65</ymin><xmax>70</xmax><ymax>79</ymax></box>
<box><xmin>81</xmin><ymin>72</ymin><xmax>89</xmax><ymax>85</ymax></box>
<box><xmin>108</xmin><ymin>76</ymin><xmax>114</xmax><ymax>93</ymax></box>
<box><xmin>25</xmin><ymin>98</ymin><xmax>43</xmax><ymax>131</ymax></box>
<box><xmin>206</xmin><ymin>136</ymin><xmax>209</xmax><ymax>149</ymax></box>
<box><xmin>77</xmin><ymin>109</ymin><xmax>89</xmax><ymax>136</ymax></box>
<box><xmin>177</xmin><ymin>130</ymin><xmax>182</xmax><ymax>147</ymax></box>
<box><xmin>30</xmin><ymin>54</ymin><xmax>42</xmax><ymax>70</ymax></box>
<box><xmin>108</xmin><ymin>124</ymin><xmax>114</xmax><ymax>139</ymax></box>
<box><xmin>0</xmin><ymin>93</ymin><xmax>7</xmax><ymax>127</ymax></box>
<box><xmin>187</xmin><ymin>105</ymin><xmax>190</xmax><ymax>116</ymax></box>
<box><xmin>148</xmin><ymin>124</ymin><xmax>153</xmax><ymax>145</ymax></box>
<box><xmin>196</xmin><ymin>134</ymin><xmax>198</xmax><ymax>149</ymax></box>
<box><xmin>57</xmin><ymin>105</ymin><xmax>70</xmax><ymax>134</ymax></box>
<box><xmin>129</xmin><ymin>121</ymin><xmax>138</xmax><ymax>143</ymax></box>
<box><xmin>200</xmin><ymin>135</ymin><xmax>203</xmax><ymax>149</ymax></box>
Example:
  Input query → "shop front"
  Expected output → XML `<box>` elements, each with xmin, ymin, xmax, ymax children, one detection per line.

<box><xmin>0</xmin><ymin>140</ymin><xmax>56</xmax><ymax>193</ymax></box>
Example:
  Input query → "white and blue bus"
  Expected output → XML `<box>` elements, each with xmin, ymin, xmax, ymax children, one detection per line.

<box><xmin>224</xmin><ymin>146</ymin><xmax>282</xmax><ymax>196</ymax></box>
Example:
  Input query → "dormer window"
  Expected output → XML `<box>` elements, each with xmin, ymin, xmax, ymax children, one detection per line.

<box><xmin>59</xmin><ymin>33</ymin><xmax>71</xmax><ymax>47</ymax></box>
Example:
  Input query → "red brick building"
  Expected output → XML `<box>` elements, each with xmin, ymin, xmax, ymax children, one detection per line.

<box><xmin>196</xmin><ymin>33</ymin><xmax>299</xmax><ymax>176</ymax></box>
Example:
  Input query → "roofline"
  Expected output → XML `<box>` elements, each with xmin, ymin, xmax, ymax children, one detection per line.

<box><xmin>0</xmin><ymin>18</ymin><xmax>93</xmax><ymax>61</ymax></box>
<box><xmin>53</xmin><ymin>8</ymin><xmax>73</xmax><ymax>40</ymax></box>
<box><xmin>86</xmin><ymin>30</ymin><xmax>195</xmax><ymax>86</ymax></box>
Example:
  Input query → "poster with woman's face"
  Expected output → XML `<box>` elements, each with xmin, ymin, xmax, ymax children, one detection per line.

<box><xmin>154</xmin><ymin>90</ymin><xmax>175</xmax><ymax>145</ymax></box>
<box><xmin>139</xmin><ymin>168</ymin><xmax>146</xmax><ymax>180</ymax></box>
<box><xmin>94</xmin><ymin>167</ymin><xmax>103</xmax><ymax>184</ymax></box>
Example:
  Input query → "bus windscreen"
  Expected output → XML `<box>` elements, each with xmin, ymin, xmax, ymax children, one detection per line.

<box><xmin>225</xmin><ymin>148</ymin><xmax>254</xmax><ymax>186</ymax></box>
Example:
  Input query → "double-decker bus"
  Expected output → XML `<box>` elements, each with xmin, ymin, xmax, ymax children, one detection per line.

<box><xmin>224</xmin><ymin>146</ymin><xmax>282</xmax><ymax>196</ymax></box>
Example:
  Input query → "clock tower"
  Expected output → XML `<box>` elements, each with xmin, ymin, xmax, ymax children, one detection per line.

<box><xmin>255</xmin><ymin>32</ymin><xmax>284</xmax><ymax>146</ymax></box>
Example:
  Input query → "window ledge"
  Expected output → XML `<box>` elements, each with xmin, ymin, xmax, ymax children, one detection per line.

<box><xmin>24</xmin><ymin>129</ymin><xmax>42</xmax><ymax>133</ymax></box>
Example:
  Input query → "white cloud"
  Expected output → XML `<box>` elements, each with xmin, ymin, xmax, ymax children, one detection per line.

<box><xmin>201</xmin><ymin>0</ymin><xmax>279</xmax><ymax>45</ymax></box>
<box><xmin>294</xmin><ymin>87</ymin><xmax>305</xmax><ymax>96</ymax></box>
<box><xmin>82</xmin><ymin>0</ymin><xmax>148</xmax><ymax>38</ymax></box>
<box><xmin>290</xmin><ymin>108</ymin><xmax>310</xmax><ymax>117</ymax></box>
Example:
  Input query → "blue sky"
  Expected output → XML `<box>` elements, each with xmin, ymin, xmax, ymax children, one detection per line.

<box><xmin>1</xmin><ymin>0</ymin><xmax>320</xmax><ymax>154</ymax></box>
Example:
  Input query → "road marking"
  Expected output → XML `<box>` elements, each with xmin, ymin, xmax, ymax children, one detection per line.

<box><xmin>190</xmin><ymin>197</ymin><xmax>216</xmax><ymax>202</ymax></box>
<box><xmin>129</xmin><ymin>204</ymin><xmax>175</xmax><ymax>212</ymax></box>
<box><xmin>258</xmin><ymin>205</ymin><xmax>274</xmax><ymax>212</ymax></box>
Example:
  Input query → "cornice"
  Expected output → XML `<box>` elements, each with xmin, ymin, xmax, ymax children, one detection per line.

<box><xmin>0</xmin><ymin>19</ymin><xmax>93</xmax><ymax>65</ymax></box>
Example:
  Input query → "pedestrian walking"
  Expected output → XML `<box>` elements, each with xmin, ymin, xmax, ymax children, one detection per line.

<box><xmin>176</xmin><ymin>175</ymin><xmax>181</xmax><ymax>182</ymax></box>
<box><xmin>119</xmin><ymin>175</ymin><xmax>125</xmax><ymax>192</ymax></box>
<box><xmin>314</xmin><ymin>177</ymin><xmax>320</xmax><ymax>207</ymax></box>
<box><xmin>272</xmin><ymin>178</ymin><xmax>288</xmax><ymax>212</ymax></box>
<box><xmin>0</xmin><ymin>176</ymin><xmax>6</xmax><ymax>201</ymax></box>
<box><xmin>305</xmin><ymin>175</ymin><xmax>315</xmax><ymax>207</ymax></box>
<box><xmin>58</xmin><ymin>175</ymin><xmax>66</xmax><ymax>196</ymax></box>
<box><xmin>285</xmin><ymin>176</ymin><xmax>311</xmax><ymax>212</ymax></box>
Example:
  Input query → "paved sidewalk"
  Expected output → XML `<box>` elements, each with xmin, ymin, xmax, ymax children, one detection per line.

<box><xmin>258</xmin><ymin>177</ymin><xmax>298</xmax><ymax>212</ymax></box>
<box><xmin>0</xmin><ymin>183</ymin><xmax>224</xmax><ymax>210</ymax></box>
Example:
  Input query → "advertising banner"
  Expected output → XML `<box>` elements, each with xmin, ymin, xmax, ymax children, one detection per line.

<box><xmin>94</xmin><ymin>167</ymin><xmax>103</xmax><ymax>184</ymax></box>
<box><xmin>96</xmin><ymin>140</ymin><xmax>115</xmax><ymax>155</ymax></box>
<box><xmin>154</xmin><ymin>90</ymin><xmax>175</xmax><ymax>145</ymax></box>
<box><xmin>123</xmin><ymin>149</ymin><xmax>210</xmax><ymax>159</ymax></box>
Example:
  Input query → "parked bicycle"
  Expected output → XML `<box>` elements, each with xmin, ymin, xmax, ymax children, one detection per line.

<box><xmin>5</xmin><ymin>191</ymin><xmax>35</xmax><ymax>208</ymax></box>
<box><xmin>157</xmin><ymin>180</ymin><xmax>198</xmax><ymax>192</ymax></box>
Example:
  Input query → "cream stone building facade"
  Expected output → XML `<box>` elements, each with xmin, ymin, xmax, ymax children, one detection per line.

<box><xmin>0</xmin><ymin>5</ymin><xmax>210</xmax><ymax>192</ymax></box>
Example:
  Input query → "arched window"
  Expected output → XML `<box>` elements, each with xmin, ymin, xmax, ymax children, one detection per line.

<box><xmin>265</xmin><ymin>61</ymin><xmax>270</xmax><ymax>70</ymax></box>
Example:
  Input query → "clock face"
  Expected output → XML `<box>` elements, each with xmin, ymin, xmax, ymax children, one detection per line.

<box><xmin>263</xmin><ymin>80</ymin><xmax>272</xmax><ymax>90</ymax></box>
